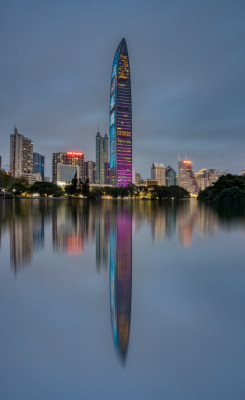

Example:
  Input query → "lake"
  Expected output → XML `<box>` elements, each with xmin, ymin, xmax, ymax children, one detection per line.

<box><xmin>0</xmin><ymin>199</ymin><xmax>245</xmax><ymax>400</ymax></box>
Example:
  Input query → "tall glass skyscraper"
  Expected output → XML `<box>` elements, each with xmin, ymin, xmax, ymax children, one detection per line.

<box><xmin>96</xmin><ymin>131</ymin><xmax>108</xmax><ymax>184</ymax></box>
<box><xmin>110</xmin><ymin>38</ymin><xmax>132</xmax><ymax>187</ymax></box>
<box><xmin>33</xmin><ymin>152</ymin><xmax>45</xmax><ymax>181</ymax></box>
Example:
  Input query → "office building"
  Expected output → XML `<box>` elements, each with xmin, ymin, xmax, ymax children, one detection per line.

<box><xmin>110</xmin><ymin>38</ymin><xmax>132</xmax><ymax>187</ymax></box>
<box><xmin>135</xmin><ymin>172</ymin><xmax>143</xmax><ymax>185</ymax></box>
<box><xmin>57</xmin><ymin>164</ymin><xmax>78</xmax><ymax>186</ymax></box>
<box><xmin>195</xmin><ymin>169</ymin><xmax>208</xmax><ymax>190</ymax></box>
<box><xmin>52</xmin><ymin>152</ymin><xmax>84</xmax><ymax>184</ymax></box>
<box><xmin>33</xmin><ymin>152</ymin><xmax>45</xmax><ymax>181</ymax></box>
<box><xmin>178</xmin><ymin>160</ymin><xmax>199</xmax><ymax>194</ymax></box>
<box><xmin>151</xmin><ymin>163</ymin><xmax>165</xmax><ymax>186</ymax></box>
<box><xmin>96</xmin><ymin>132</ymin><xmax>108</xmax><ymax>184</ymax></box>
<box><xmin>207</xmin><ymin>169</ymin><xmax>219</xmax><ymax>185</ymax></box>
<box><xmin>104</xmin><ymin>162</ymin><xmax>110</xmax><ymax>184</ymax></box>
<box><xmin>85</xmin><ymin>161</ymin><xmax>96</xmax><ymax>184</ymax></box>
<box><xmin>26</xmin><ymin>173</ymin><xmax>43</xmax><ymax>185</ymax></box>
<box><xmin>10</xmin><ymin>127</ymin><xmax>33</xmax><ymax>178</ymax></box>
<box><xmin>165</xmin><ymin>166</ymin><xmax>177</xmax><ymax>186</ymax></box>
<box><xmin>145</xmin><ymin>179</ymin><xmax>158</xmax><ymax>187</ymax></box>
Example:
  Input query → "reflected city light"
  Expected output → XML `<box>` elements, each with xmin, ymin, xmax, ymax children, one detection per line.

<box><xmin>110</xmin><ymin>204</ymin><xmax>132</xmax><ymax>362</ymax></box>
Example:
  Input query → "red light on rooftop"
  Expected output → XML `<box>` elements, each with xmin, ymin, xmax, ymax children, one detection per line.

<box><xmin>183</xmin><ymin>160</ymin><xmax>192</xmax><ymax>165</ymax></box>
<box><xmin>67</xmin><ymin>152</ymin><xmax>83</xmax><ymax>156</ymax></box>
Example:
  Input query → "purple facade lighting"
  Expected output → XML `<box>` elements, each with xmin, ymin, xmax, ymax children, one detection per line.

<box><xmin>110</xmin><ymin>38</ymin><xmax>132</xmax><ymax>187</ymax></box>
<box><xmin>110</xmin><ymin>205</ymin><xmax>132</xmax><ymax>362</ymax></box>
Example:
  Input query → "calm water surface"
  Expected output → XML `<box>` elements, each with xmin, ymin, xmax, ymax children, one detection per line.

<box><xmin>0</xmin><ymin>199</ymin><xmax>245</xmax><ymax>400</ymax></box>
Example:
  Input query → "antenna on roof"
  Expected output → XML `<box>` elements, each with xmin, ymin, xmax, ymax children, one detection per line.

<box><xmin>97</xmin><ymin>121</ymin><xmax>100</xmax><ymax>133</ymax></box>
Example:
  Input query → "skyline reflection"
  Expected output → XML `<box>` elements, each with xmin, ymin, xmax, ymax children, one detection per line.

<box><xmin>0</xmin><ymin>200</ymin><xmax>245</xmax><ymax>272</ymax></box>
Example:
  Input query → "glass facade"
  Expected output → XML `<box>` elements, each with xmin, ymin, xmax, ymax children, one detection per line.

<box><xmin>110</xmin><ymin>38</ymin><xmax>132</xmax><ymax>187</ymax></box>
<box><xmin>33</xmin><ymin>152</ymin><xmax>45</xmax><ymax>181</ymax></box>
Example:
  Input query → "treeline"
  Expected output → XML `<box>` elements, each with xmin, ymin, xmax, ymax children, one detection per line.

<box><xmin>0</xmin><ymin>169</ymin><xmax>189</xmax><ymax>199</ymax></box>
<box><xmin>91</xmin><ymin>184</ymin><xmax>189</xmax><ymax>199</ymax></box>
<box><xmin>198</xmin><ymin>174</ymin><xmax>245</xmax><ymax>201</ymax></box>
<box><xmin>0</xmin><ymin>169</ymin><xmax>63</xmax><ymax>197</ymax></box>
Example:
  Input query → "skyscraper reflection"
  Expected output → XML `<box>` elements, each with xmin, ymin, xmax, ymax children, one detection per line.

<box><xmin>110</xmin><ymin>204</ymin><xmax>132</xmax><ymax>363</ymax></box>
<box><xmin>8</xmin><ymin>200</ymin><xmax>45</xmax><ymax>273</ymax></box>
<box><xmin>52</xmin><ymin>201</ymin><xmax>86</xmax><ymax>255</ymax></box>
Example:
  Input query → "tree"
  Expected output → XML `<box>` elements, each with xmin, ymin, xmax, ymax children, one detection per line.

<box><xmin>198</xmin><ymin>174</ymin><xmax>245</xmax><ymax>201</ymax></box>
<box><xmin>30</xmin><ymin>182</ymin><xmax>63</xmax><ymax>197</ymax></box>
<box><xmin>81</xmin><ymin>178</ymin><xmax>90</xmax><ymax>197</ymax></box>
<box><xmin>65</xmin><ymin>172</ymin><xmax>78</xmax><ymax>196</ymax></box>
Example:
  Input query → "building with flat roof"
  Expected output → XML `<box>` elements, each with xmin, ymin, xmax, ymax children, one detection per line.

<box><xmin>96</xmin><ymin>132</ymin><xmax>108</xmax><ymax>184</ymax></box>
<box><xmin>151</xmin><ymin>163</ymin><xmax>165</xmax><ymax>186</ymax></box>
<box><xmin>57</xmin><ymin>164</ymin><xmax>78</xmax><ymax>187</ymax></box>
<box><xmin>33</xmin><ymin>152</ymin><xmax>45</xmax><ymax>181</ymax></box>
<box><xmin>85</xmin><ymin>161</ymin><xmax>96</xmax><ymax>184</ymax></box>
<box><xmin>52</xmin><ymin>152</ymin><xmax>84</xmax><ymax>184</ymax></box>
<box><xmin>10</xmin><ymin>127</ymin><xmax>33</xmax><ymax>178</ymax></box>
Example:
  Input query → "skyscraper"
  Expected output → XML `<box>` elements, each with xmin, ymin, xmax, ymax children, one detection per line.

<box><xmin>10</xmin><ymin>127</ymin><xmax>33</xmax><ymax>178</ymax></box>
<box><xmin>33</xmin><ymin>152</ymin><xmax>45</xmax><ymax>181</ymax></box>
<box><xmin>96</xmin><ymin>132</ymin><xmax>108</xmax><ymax>184</ymax></box>
<box><xmin>178</xmin><ymin>160</ymin><xmax>199</xmax><ymax>194</ymax></box>
<box><xmin>110</xmin><ymin>38</ymin><xmax>132</xmax><ymax>187</ymax></box>
<box><xmin>151</xmin><ymin>163</ymin><xmax>165</xmax><ymax>185</ymax></box>
<box><xmin>165</xmin><ymin>166</ymin><xmax>177</xmax><ymax>186</ymax></box>
<box><xmin>84</xmin><ymin>161</ymin><xmax>96</xmax><ymax>184</ymax></box>
<box><xmin>52</xmin><ymin>152</ymin><xmax>84</xmax><ymax>184</ymax></box>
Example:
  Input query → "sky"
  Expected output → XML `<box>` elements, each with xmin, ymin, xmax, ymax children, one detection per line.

<box><xmin>0</xmin><ymin>0</ymin><xmax>244</xmax><ymax>178</ymax></box>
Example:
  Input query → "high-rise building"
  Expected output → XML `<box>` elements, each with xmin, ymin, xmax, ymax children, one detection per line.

<box><xmin>10</xmin><ymin>127</ymin><xmax>33</xmax><ymax>178</ymax></box>
<box><xmin>33</xmin><ymin>152</ymin><xmax>45</xmax><ymax>181</ymax></box>
<box><xmin>96</xmin><ymin>132</ymin><xmax>108</xmax><ymax>184</ymax></box>
<box><xmin>84</xmin><ymin>161</ymin><xmax>96</xmax><ymax>184</ymax></box>
<box><xmin>52</xmin><ymin>152</ymin><xmax>84</xmax><ymax>185</ymax></box>
<box><xmin>110</xmin><ymin>38</ymin><xmax>132</xmax><ymax>187</ymax></box>
<box><xmin>135</xmin><ymin>172</ymin><xmax>143</xmax><ymax>185</ymax></box>
<box><xmin>104</xmin><ymin>162</ymin><xmax>110</xmax><ymax>185</ymax></box>
<box><xmin>195</xmin><ymin>169</ymin><xmax>208</xmax><ymax>190</ymax></box>
<box><xmin>151</xmin><ymin>163</ymin><xmax>165</xmax><ymax>186</ymax></box>
<box><xmin>165</xmin><ymin>166</ymin><xmax>177</xmax><ymax>186</ymax></box>
<box><xmin>178</xmin><ymin>160</ymin><xmax>199</xmax><ymax>194</ymax></box>
<box><xmin>207</xmin><ymin>169</ymin><xmax>219</xmax><ymax>185</ymax></box>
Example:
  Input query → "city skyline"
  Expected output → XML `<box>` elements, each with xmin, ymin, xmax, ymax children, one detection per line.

<box><xmin>0</xmin><ymin>1</ymin><xmax>244</xmax><ymax>177</ymax></box>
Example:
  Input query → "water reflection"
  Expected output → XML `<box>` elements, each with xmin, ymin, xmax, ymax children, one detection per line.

<box><xmin>1</xmin><ymin>198</ymin><xmax>245</xmax><ymax>364</ymax></box>
<box><xmin>0</xmin><ymin>199</ymin><xmax>245</xmax><ymax>271</ymax></box>
<box><xmin>110</xmin><ymin>204</ymin><xmax>132</xmax><ymax>362</ymax></box>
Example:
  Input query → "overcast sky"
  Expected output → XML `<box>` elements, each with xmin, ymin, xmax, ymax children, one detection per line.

<box><xmin>0</xmin><ymin>0</ymin><xmax>244</xmax><ymax>178</ymax></box>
